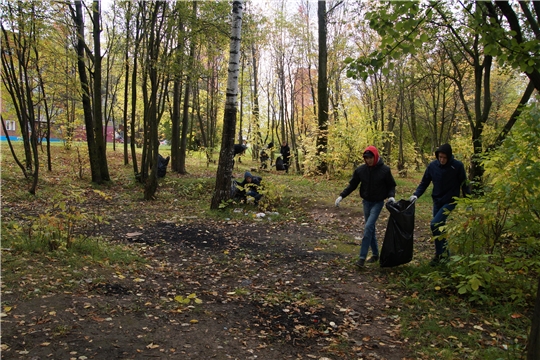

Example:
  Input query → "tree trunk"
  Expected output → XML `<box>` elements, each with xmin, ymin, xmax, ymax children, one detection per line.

<box><xmin>122</xmin><ymin>2</ymin><xmax>131</xmax><ymax>165</ymax></box>
<box><xmin>211</xmin><ymin>0</ymin><xmax>243</xmax><ymax>210</ymax></box>
<box><xmin>178</xmin><ymin>1</ymin><xmax>197</xmax><ymax>175</ymax></box>
<box><xmin>171</xmin><ymin>78</ymin><xmax>182</xmax><ymax>171</ymax></box>
<box><xmin>92</xmin><ymin>0</ymin><xmax>110</xmax><ymax>182</ymax></box>
<box><xmin>130</xmin><ymin>3</ymin><xmax>143</xmax><ymax>177</ymax></box>
<box><xmin>142</xmin><ymin>1</ymin><xmax>165</xmax><ymax>200</ymax></box>
<box><xmin>194</xmin><ymin>83</ymin><xmax>207</xmax><ymax>147</ymax></box>
<box><xmin>1</xmin><ymin>8</ymin><xmax>35</xmax><ymax>180</ymax></box>
<box><xmin>73</xmin><ymin>0</ymin><xmax>102</xmax><ymax>184</ymax></box>
<box><xmin>316</xmin><ymin>0</ymin><xmax>328</xmax><ymax>174</ymax></box>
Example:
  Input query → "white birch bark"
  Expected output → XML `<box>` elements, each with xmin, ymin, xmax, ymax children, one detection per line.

<box><xmin>211</xmin><ymin>0</ymin><xmax>244</xmax><ymax>209</ymax></box>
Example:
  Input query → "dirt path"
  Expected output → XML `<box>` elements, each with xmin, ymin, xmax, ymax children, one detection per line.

<box><xmin>1</xmin><ymin>205</ymin><xmax>419</xmax><ymax>360</ymax></box>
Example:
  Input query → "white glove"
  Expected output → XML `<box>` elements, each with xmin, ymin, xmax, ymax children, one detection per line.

<box><xmin>388</xmin><ymin>197</ymin><xmax>395</xmax><ymax>203</ymax></box>
<box><xmin>335</xmin><ymin>196</ymin><xmax>343</xmax><ymax>207</ymax></box>
<box><xmin>409</xmin><ymin>195</ymin><xmax>417</xmax><ymax>203</ymax></box>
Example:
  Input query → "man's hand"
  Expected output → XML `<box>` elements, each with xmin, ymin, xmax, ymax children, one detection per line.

<box><xmin>409</xmin><ymin>195</ymin><xmax>417</xmax><ymax>203</ymax></box>
<box><xmin>335</xmin><ymin>196</ymin><xmax>343</xmax><ymax>207</ymax></box>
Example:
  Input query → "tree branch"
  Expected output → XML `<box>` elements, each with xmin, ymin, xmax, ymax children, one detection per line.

<box><xmin>488</xmin><ymin>80</ymin><xmax>535</xmax><ymax>151</ymax></box>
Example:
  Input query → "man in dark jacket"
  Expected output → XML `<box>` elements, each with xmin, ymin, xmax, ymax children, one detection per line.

<box><xmin>335</xmin><ymin>146</ymin><xmax>397</xmax><ymax>268</ymax></box>
<box><xmin>280</xmin><ymin>141</ymin><xmax>291</xmax><ymax>173</ymax></box>
<box><xmin>409</xmin><ymin>143</ymin><xmax>470</xmax><ymax>265</ymax></box>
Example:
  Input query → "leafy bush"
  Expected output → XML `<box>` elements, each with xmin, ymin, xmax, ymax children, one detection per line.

<box><xmin>7</xmin><ymin>189</ymin><xmax>109</xmax><ymax>252</ymax></box>
<box><xmin>258</xmin><ymin>180</ymin><xmax>287</xmax><ymax>212</ymax></box>
<box><xmin>440</xmin><ymin>105</ymin><xmax>540</xmax><ymax>306</ymax></box>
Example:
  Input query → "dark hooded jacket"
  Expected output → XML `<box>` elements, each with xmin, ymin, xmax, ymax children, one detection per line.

<box><xmin>340</xmin><ymin>146</ymin><xmax>396</xmax><ymax>202</ymax></box>
<box><xmin>234</xmin><ymin>144</ymin><xmax>247</xmax><ymax>156</ymax></box>
<box><xmin>413</xmin><ymin>143</ymin><xmax>470</xmax><ymax>207</ymax></box>
<box><xmin>237</xmin><ymin>171</ymin><xmax>262</xmax><ymax>197</ymax></box>
<box><xmin>280</xmin><ymin>143</ymin><xmax>291</xmax><ymax>164</ymax></box>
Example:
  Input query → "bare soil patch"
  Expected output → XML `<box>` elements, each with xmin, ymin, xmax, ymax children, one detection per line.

<box><xmin>1</xmin><ymin>204</ymin><xmax>421</xmax><ymax>360</ymax></box>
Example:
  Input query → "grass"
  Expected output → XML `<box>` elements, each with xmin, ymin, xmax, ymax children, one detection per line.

<box><xmin>0</xmin><ymin>141</ymin><xmax>533</xmax><ymax>359</ymax></box>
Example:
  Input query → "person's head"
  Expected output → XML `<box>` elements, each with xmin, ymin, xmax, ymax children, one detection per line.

<box><xmin>363</xmin><ymin>146</ymin><xmax>380</xmax><ymax>167</ymax></box>
<box><xmin>282</xmin><ymin>141</ymin><xmax>287</xmax><ymax>146</ymax></box>
<box><xmin>435</xmin><ymin>143</ymin><xmax>453</xmax><ymax>165</ymax></box>
<box><xmin>244</xmin><ymin>171</ymin><xmax>253</xmax><ymax>182</ymax></box>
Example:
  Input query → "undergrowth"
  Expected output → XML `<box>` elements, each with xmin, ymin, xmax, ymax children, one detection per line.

<box><xmin>1</xmin><ymin>139</ymin><xmax>537</xmax><ymax>359</ymax></box>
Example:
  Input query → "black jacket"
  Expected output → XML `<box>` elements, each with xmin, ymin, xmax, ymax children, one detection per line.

<box><xmin>280</xmin><ymin>144</ymin><xmax>291</xmax><ymax>163</ymax></box>
<box><xmin>414</xmin><ymin>144</ymin><xmax>470</xmax><ymax>207</ymax></box>
<box><xmin>234</xmin><ymin>144</ymin><xmax>247</xmax><ymax>156</ymax></box>
<box><xmin>340</xmin><ymin>158</ymin><xmax>396</xmax><ymax>202</ymax></box>
<box><xmin>238</xmin><ymin>171</ymin><xmax>261</xmax><ymax>196</ymax></box>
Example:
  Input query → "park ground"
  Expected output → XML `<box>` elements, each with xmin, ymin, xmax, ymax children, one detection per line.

<box><xmin>0</xmin><ymin>144</ymin><xmax>530</xmax><ymax>359</ymax></box>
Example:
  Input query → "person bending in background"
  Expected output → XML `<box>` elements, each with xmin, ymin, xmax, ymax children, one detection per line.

<box><xmin>335</xmin><ymin>146</ymin><xmax>397</xmax><ymax>268</ymax></box>
<box><xmin>237</xmin><ymin>171</ymin><xmax>262</xmax><ymax>204</ymax></box>
<box><xmin>233</xmin><ymin>140</ymin><xmax>247</xmax><ymax>166</ymax></box>
<box><xmin>409</xmin><ymin>143</ymin><xmax>470</xmax><ymax>266</ymax></box>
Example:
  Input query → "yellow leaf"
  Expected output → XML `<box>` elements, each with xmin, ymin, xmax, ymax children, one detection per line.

<box><xmin>190</xmin><ymin>319</ymin><xmax>199</xmax><ymax>324</ymax></box>
<box><xmin>3</xmin><ymin>306</ymin><xmax>12</xmax><ymax>312</ymax></box>
<box><xmin>434</xmin><ymin>286</ymin><xmax>441</xmax><ymax>291</ymax></box>
<box><xmin>187</xmin><ymin>293</ymin><xmax>197</xmax><ymax>299</ymax></box>
<box><xmin>194</xmin><ymin>299</ymin><xmax>203</xmax><ymax>304</ymax></box>
<box><xmin>174</xmin><ymin>295</ymin><xmax>184</xmax><ymax>303</ymax></box>
<box><xmin>146</xmin><ymin>343</ymin><xmax>159</xmax><ymax>349</ymax></box>
<box><xmin>133</xmin><ymin>278</ymin><xmax>145</xmax><ymax>282</ymax></box>
<box><xmin>224</xmin><ymin>250</ymin><xmax>229</xmax><ymax>255</ymax></box>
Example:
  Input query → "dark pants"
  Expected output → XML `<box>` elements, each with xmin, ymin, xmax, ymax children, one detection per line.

<box><xmin>431</xmin><ymin>203</ymin><xmax>456</xmax><ymax>256</ymax></box>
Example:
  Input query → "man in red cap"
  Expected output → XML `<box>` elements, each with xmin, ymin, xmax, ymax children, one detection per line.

<box><xmin>335</xmin><ymin>146</ymin><xmax>397</xmax><ymax>268</ymax></box>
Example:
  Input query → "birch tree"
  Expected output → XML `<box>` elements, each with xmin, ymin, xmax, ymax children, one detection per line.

<box><xmin>211</xmin><ymin>0</ymin><xmax>243</xmax><ymax>210</ymax></box>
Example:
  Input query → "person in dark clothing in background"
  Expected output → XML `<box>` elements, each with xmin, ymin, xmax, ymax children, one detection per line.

<box><xmin>260</xmin><ymin>149</ymin><xmax>270</xmax><ymax>169</ymax></box>
<box><xmin>157</xmin><ymin>154</ymin><xmax>170</xmax><ymax>178</ymax></box>
<box><xmin>234</xmin><ymin>142</ymin><xmax>247</xmax><ymax>156</ymax></box>
<box><xmin>280</xmin><ymin>141</ymin><xmax>291</xmax><ymax>173</ymax></box>
<box><xmin>233</xmin><ymin>140</ymin><xmax>247</xmax><ymax>166</ymax></box>
<box><xmin>267</xmin><ymin>142</ymin><xmax>274</xmax><ymax>167</ymax></box>
<box><xmin>237</xmin><ymin>171</ymin><xmax>262</xmax><ymax>204</ymax></box>
<box><xmin>409</xmin><ymin>143</ymin><xmax>470</xmax><ymax>266</ymax></box>
<box><xmin>335</xmin><ymin>146</ymin><xmax>397</xmax><ymax>268</ymax></box>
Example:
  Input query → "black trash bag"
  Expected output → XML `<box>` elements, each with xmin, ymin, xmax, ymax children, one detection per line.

<box><xmin>380</xmin><ymin>199</ymin><xmax>415</xmax><ymax>268</ymax></box>
<box><xmin>157</xmin><ymin>154</ymin><xmax>170</xmax><ymax>178</ymax></box>
<box><xmin>275</xmin><ymin>156</ymin><xmax>285</xmax><ymax>171</ymax></box>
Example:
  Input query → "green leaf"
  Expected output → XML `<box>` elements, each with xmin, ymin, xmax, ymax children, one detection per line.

<box><xmin>469</xmin><ymin>277</ymin><xmax>482</xmax><ymax>291</ymax></box>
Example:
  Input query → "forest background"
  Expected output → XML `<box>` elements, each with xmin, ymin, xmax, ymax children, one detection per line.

<box><xmin>1</xmin><ymin>0</ymin><xmax>540</xmax><ymax>358</ymax></box>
